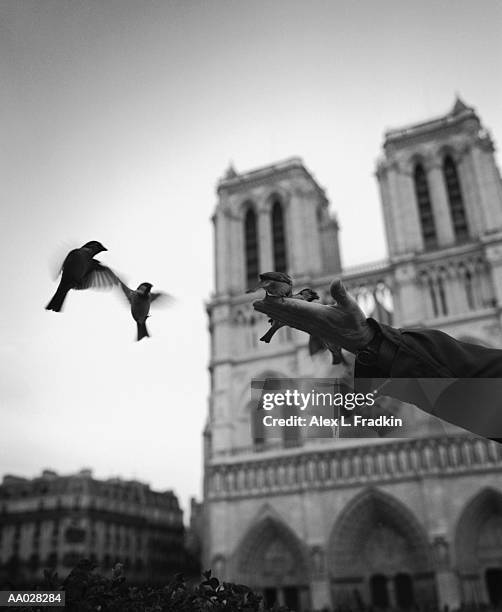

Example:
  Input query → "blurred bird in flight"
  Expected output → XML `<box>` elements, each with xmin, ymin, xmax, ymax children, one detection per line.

<box><xmin>119</xmin><ymin>281</ymin><xmax>172</xmax><ymax>341</ymax></box>
<box><xmin>46</xmin><ymin>240</ymin><xmax>119</xmax><ymax>312</ymax></box>
<box><xmin>247</xmin><ymin>271</ymin><xmax>293</xmax><ymax>298</ymax></box>
<box><xmin>260</xmin><ymin>288</ymin><xmax>319</xmax><ymax>343</ymax></box>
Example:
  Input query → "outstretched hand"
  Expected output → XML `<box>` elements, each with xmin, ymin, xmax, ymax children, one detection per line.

<box><xmin>253</xmin><ymin>279</ymin><xmax>375</xmax><ymax>354</ymax></box>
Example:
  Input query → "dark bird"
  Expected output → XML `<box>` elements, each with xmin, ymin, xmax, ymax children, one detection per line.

<box><xmin>46</xmin><ymin>240</ymin><xmax>119</xmax><ymax>312</ymax></box>
<box><xmin>119</xmin><ymin>281</ymin><xmax>171</xmax><ymax>341</ymax></box>
<box><xmin>260</xmin><ymin>288</ymin><xmax>319</xmax><ymax>343</ymax></box>
<box><xmin>309</xmin><ymin>335</ymin><xmax>346</xmax><ymax>365</ymax></box>
<box><xmin>247</xmin><ymin>271</ymin><xmax>293</xmax><ymax>298</ymax></box>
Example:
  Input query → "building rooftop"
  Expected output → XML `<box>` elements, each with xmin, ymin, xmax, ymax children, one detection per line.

<box><xmin>217</xmin><ymin>156</ymin><xmax>327</xmax><ymax>198</ymax></box>
<box><xmin>384</xmin><ymin>96</ymin><xmax>479</xmax><ymax>147</ymax></box>
<box><xmin>1</xmin><ymin>469</ymin><xmax>178</xmax><ymax>501</ymax></box>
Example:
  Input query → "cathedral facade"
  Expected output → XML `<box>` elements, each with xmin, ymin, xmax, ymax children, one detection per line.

<box><xmin>203</xmin><ymin>99</ymin><xmax>502</xmax><ymax>611</ymax></box>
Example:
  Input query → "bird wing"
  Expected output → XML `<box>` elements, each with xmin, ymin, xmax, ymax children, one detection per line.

<box><xmin>75</xmin><ymin>260</ymin><xmax>121</xmax><ymax>290</ymax></box>
<box><xmin>149</xmin><ymin>291</ymin><xmax>174</xmax><ymax>307</ymax></box>
<box><xmin>259</xmin><ymin>271</ymin><xmax>292</xmax><ymax>283</ymax></box>
<box><xmin>118</xmin><ymin>280</ymin><xmax>134</xmax><ymax>305</ymax></box>
<box><xmin>49</xmin><ymin>242</ymin><xmax>78</xmax><ymax>280</ymax></box>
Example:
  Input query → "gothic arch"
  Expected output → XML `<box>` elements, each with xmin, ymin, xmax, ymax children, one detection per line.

<box><xmin>262</xmin><ymin>187</ymin><xmax>292</xmax><ymax>213</ymax></box>
<box><xmin>454</xmin><ymin>487</ymin><xmax>502</xmax><ymax>571</ymax></box>
<box><xmin>233</xmin><ymin>507</ymin><xmax>309</xmax><ymax>587</ymax></box>
<box><xmin>238</xmin><ymin>197</ymin><xmax>259</xmax><ymax>218</ymax></box>
<box><xmin>328</xmin><ymin>488</ymin><xmax>432</xmax><ymax>578</ymax></box>
<box><xmin>436</xmin><ymin>144</ymin><xmax>461</xmax><ymax>164</ymax></box>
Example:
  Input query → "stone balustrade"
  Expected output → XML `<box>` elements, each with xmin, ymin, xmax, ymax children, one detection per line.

<box><xmin>206</xmin><ymin>435</ymin><xmax>502</xmax><ymax>500</ymax></box>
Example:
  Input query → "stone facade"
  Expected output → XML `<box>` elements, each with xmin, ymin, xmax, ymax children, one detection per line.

<box><xmin>204</xmin><ymin>99</ymin><xmax>502</xmax><ymax>610</ymax></box>
<box><xmin>0</xmin><ymin>469</ymin><xmax>186</xmax><ymax>586</ymax></box>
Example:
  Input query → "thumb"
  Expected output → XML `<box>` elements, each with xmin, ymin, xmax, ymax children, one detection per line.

<box><xmin>330</xmin><ymin>279</ymin><xmax>351</xmax><ymax>306</ymax></box>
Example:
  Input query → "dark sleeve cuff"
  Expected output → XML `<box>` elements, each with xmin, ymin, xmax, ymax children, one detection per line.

<box><xmin>354</xmin><ymin>318</ymin><xmax>399</xmax><ymax>379</ymax></box>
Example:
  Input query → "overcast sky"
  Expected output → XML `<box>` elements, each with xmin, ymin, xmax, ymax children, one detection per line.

<box><xmin>1</xmin><ymin>0</ymin><xmax>501</xmax><ymax>517</ymax></box>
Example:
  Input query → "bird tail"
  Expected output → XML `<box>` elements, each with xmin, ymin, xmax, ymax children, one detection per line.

<box><xmin>137</xmin><ymin>321</ymin><xmax>150</xmax><ymax>341</ymax></box>
<box><xmin>45</xmin><ymin>283</ymin><xmax>69</xmax><ymax>312</ymax></box>
<box><xmin>259</xmin><ymin>323</ymin><xmax>282</xmax><ymax>343</ymax></box>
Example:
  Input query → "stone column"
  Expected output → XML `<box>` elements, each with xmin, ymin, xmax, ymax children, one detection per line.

<box><xmin>399</xmin><ymin>170</ymin><xmax>424</xmax><ymax>252</ymax></box>
<box><xmin>433</xmin><ymin>536</ymin><xmax>461</xmax><ymax>609</ymax></box>
<box><xmin>392</xmin><ymin>261</ymin><xmax>422</xmax><ymax>326</ymax></box>
<box><xmin>485</xmin><ymin>240</ymin><xmax>502</xmax><ymax>328</ymax></box>
<box><xmin>257</xmin><ymin>207</ymin><xmax>273</xmax><ymax>273</ymax></box>
<box><xmin>299</xmin><ymin>190</ymin><xmax>323</xmax><ymax>276</ymax></box>
<box><xmin>457</xmin><ymin>148</ymin><xmax>483</xmax><ymax>238</ymax></box>
<box><xmin>470</xmin><ymin>138</ymin><xmax>502</xmax><ymax>233</ymax></box>
<box><xmin>386</xmin><ymin>167</ymin><xmax>409</xmax><ymax>254</ymax></box>
<box><xmin>376</xmin><ymin>164</ymin><xmax>397</xmax><ymax>256</ymax></box>
<box><xmin>228</xmin><ymin>212</ymin><xmax>245</xmax><ymax>294</ymax></box>
<box><xmin>427</xmin><ymin>160</ymin><xmax>455</xmax><ymax>247</ymax></box>
<box><xmin>309</xmin><ymin>546</ymin><xmax>331</xmax><ymax>610</ymax></box>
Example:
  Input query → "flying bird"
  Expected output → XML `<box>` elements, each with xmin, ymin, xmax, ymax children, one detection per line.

<box><xmin>247</xmin><ymin>272</ymin><xmax>293</xmax><ymax>298</ymax></box>
<box><xmin>45</xmin><ymin>240</ymin><xmax>119</xmax><ymax>312</ymax></box>
<box><xmin>260</xmin><ymin>288</ymin><xmax>319</xmax><ymax>343</ymax></box>
<box><xmin>119</xmin><ymin>281</ymin><xmax>171</xmax><ymax>341</ymax></box>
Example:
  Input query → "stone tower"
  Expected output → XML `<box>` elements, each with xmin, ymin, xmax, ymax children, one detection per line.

<box><xmin>203</xmin><ymin>101</ymin><xmax>502</xmax><ymax>611</ymax></box>
<box><xmin>207</xmin><ymin>157</ymin><xmax>342</xmax><ymax>460</ymax></box>
<box><xmin>377</xmin><ymin>97</ymin><xmax>502</xmax><ymax>334</ymax></box>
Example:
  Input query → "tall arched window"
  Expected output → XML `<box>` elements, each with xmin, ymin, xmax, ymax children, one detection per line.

<box><xmin>271</xmin><ymin>199</ymin><xmax>287</xmax><ymax>273</ymax></box>
<box><xmin>443</xmin><ymin>155</ymin><xmax>469</xmax><ymax>242</ymax></box>
<box><xmin>413</xmin><ymin>163</ymin><xmax>437</xmax><ymax>249</ymax></box>
<box><xmin>244</xmin><ymin>207</ymin><xmax>259</xmax><ymax>289</ymax></box>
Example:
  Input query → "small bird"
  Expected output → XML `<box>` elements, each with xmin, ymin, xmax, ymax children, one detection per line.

<box><xmin>46</xmin><ymin>240</ymin><xmax>119</xmax><ymax>312</ymax></box>
<box><xmin>119</xmin><ymin>281</ymin><xmax>171</xmax><ymax>341</ymax></box>
<box><xmin>260</xmin><ymin>288</ymin><xmax>319</xmax><ymax>343</ymax></box>
<box><xmin>309</xmin><ymin>335</ymin><xmax>346</xmax><ymax>365</ymax></box>
<box><xmin>247</xmin><ymin>272</ymin><xmax>293</xmax><ymax>298</ymax></box>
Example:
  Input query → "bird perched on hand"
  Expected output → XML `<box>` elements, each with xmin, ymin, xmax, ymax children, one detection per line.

<box><xmin>247</xmin><ymin>272</ymin><xmax>293</xmax><ymax>298</ymax></box>
<box><xmin>46</xmin><ymin>240</ymin><xmax>119</xmax><ymax>312</ymax></box>
<box><xmin>260</xmin><ymin>288</ymin><xmax>319</xmax><ymax>343</ymax></box>
<box><xmin>119</xmin><ymin>281</ymin><xmax>171</xmax><ymax>341</ymax></box>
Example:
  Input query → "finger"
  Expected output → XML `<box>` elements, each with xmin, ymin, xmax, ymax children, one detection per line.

<box><xmin>253</xmin><ymin>298</ymin><xmax>330</xmax><ymax>337</ymax></box>
<box><xmin>330</xmin><ymin>279</ymin><xmax>351</xmax><ymax>306</ymax></box>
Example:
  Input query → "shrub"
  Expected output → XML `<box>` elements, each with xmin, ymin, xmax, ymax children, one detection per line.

<box><xmin>16</xmin><ymin>559</ymin><xmax>291</xmax><ymax>612</ymax></box>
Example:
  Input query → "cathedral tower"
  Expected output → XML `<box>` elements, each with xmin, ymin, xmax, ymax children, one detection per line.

<box><xmin>203</xmin><ymin>102</ymin><xmax>502</xmax><ymax>611</ymax></box>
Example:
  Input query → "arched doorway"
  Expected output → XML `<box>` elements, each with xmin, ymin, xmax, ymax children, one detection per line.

<box><xmin>233</xmin><ymin>513</ymin><xmax>310</xmax><ymax>611</ymax></box>
<box><xmin>455</xmin><ymin>488</ymin><xmax>502</xmax><ymax>605</ymax></box>
<box><xmin>328</xmin><ymin>488</ymin><xmax>436</xmax><ymax>609</ymax></box>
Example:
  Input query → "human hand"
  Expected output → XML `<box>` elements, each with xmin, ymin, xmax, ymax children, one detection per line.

<box><xmin>253</xmin><ymin>279</ymin><xmax>375</xmax><ymax>354</ymax></box>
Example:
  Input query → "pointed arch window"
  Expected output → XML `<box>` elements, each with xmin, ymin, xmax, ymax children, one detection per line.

<box><xmin>271</xmin><ymin>199</ymin><xmax>287</xmax><ymax>273</ymax></box>
<box><xmin>443</xmin><ymin>155</ymin><xmax>469</xmax><ymax>241</ymax></box>
<box><xmin>244</xmin><ymin>207</ymin><xmax>259</xmax><ymax>289</ymax></box>
<box><xmin>413</xmin><ymin>163</ymin><xmax>437</xmax><ymax>249</ymax></box>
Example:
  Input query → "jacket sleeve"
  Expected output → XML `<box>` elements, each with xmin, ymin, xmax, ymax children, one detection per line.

<box><xmin>355</xmin><ymin>319</ymin><xmax>502</xmax><ymax>441</ymax></box>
